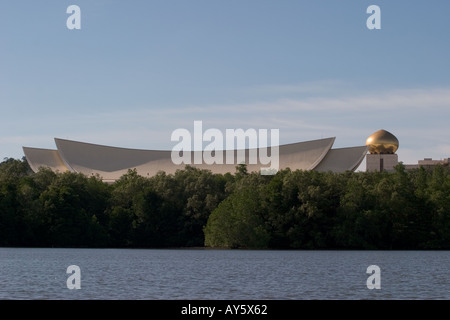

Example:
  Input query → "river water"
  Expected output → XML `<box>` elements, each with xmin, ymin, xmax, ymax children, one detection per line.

<box><xmin>0</xmin><ymin>248</ymin><xmax>448</xmax><ymax>300</ymax></box>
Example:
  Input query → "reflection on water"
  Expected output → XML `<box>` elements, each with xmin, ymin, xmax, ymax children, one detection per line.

<box><xmin>0</xmin><ymin>248</ymin><xmax>449</xmax><ymax>300</ymax></box>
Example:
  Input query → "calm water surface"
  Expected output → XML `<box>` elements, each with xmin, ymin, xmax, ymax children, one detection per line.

<box><xmin>0</xmin><ymin>248</ymin><xmax>448</xmax><ymax>300</ymax></box>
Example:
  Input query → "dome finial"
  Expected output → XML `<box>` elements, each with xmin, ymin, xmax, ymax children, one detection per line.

<box><xmin>366</xmin><ymin>129</ymin><xmax>399</xmax><ymax>154</ymax></box>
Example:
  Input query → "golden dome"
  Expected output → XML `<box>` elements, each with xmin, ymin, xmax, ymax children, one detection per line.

<box><xmin>366</xmin><ymin>129</ymin><xmax>399</xmax><ymax>154</ymax></box>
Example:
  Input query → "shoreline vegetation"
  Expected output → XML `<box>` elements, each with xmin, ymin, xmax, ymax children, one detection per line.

<box><xmin>1</xmin><ymin>158</ymin><xmax>449</xmax><ymax>250</ymax></box>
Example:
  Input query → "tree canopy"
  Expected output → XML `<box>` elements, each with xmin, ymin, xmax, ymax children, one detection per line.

<box><xmin>1</xmin><ymin>158</ymin><xmax>449</xmax><ymax>249</ymax></box>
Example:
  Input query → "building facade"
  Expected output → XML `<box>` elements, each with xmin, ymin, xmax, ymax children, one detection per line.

<box><xmin>24</xmin><ymin>137</ymin><xmax>368</xmax><ymax>182</ymax></box>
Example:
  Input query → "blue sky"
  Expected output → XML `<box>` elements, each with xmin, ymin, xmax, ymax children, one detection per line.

<box><xmin>1</xmin><ymin>0</ymin><xmax>450</xmax><ymax>171</ymax></box>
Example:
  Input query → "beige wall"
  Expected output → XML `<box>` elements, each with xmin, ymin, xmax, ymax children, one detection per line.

<box><xmin>366</xmin><ymin>154</ymin><xmax>398</xmax><ymax>172</ymax></box>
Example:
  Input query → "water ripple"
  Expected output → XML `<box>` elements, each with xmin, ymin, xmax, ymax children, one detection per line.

<box><xmin>0</xmin><ymin>248</ymin><xmax>449</xmax><ymax>300</ymax></box>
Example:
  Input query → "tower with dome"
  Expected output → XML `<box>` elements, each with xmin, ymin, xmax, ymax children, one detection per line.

<box><xmin>365</xmin><ymin>129</ymin><xmax>399</xmax><ymax>172</ymax></box>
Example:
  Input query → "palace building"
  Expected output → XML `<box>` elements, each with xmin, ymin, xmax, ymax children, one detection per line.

<box><xmin>23</xmin><ymin>137</ymin><xmax>368</xmax><ymax>182</ymax></box>
<box><xmin>23</xmin><ymin>129</ymin><xmax>446</xmax><ymax>181</ymax></box>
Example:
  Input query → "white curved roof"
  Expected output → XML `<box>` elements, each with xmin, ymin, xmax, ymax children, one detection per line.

<box><xmin>313</xmin><ymin>146</ymin><xmax>369</xmax><ymax>172</ymax></box>
<box><xmin>52</xmin><ymin>137</ymin><xmax>335</xmax><ymax>180</ymax></box>
<box><xmin>55</xmin><ymin>138</ymin><xmax>175</xmax><ymax>181</ymax></box>
<box><xmin>278</xmin><ymin>137</ymin><xmax>335</xmax><ymax>171</ymax></box>
<box><xmin>22</xmin><ymin>147</ymin><xmax>71</xmax><ymax>173</ymax></box>
<box><xmin>23</xmin><ymin>137</ymin><xmax>367</xmax><ymax>181</ymax></box>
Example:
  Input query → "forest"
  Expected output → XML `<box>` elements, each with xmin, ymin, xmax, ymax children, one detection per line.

<box><xmin>0</xmin><ymin>157</ymin><xmax>449</xmax><ymax>249</ymax></box>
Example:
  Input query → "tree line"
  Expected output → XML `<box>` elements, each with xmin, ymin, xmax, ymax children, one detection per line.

<box><xmin>1</xmin><ymin>157</ymin><xmax>449</xmax><ymax>249</ymax></box>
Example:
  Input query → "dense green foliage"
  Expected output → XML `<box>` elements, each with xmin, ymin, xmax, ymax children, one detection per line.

<box><xmin>1</xmin><ymin>157</ymin><xmax>449</xmax><ymax>249</ymax></box>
